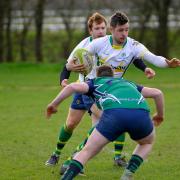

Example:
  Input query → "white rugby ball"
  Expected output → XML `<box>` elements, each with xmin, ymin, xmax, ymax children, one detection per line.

<box><xmin>73</xmin><ymin>48</ymin><xmax>93</xmax><ymax>75</ymax></box>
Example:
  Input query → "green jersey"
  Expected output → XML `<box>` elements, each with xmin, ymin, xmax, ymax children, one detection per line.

<box><xmin>87</xmin><ymin>77</ymin><xmax>150</xmax><ymax>111</ymax></box>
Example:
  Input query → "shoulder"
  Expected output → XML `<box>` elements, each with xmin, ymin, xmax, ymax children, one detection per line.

<box><xmin>127</xmin><ymin>37</ymin><xmax>141</xmax><ymax>46</ymax></box>
<box><xmin>92</xmin><ymin>35</ymin><xmax>109</xmax><ymax>44</ymax></box>
<box><xmin>77</xmin><ymin>36</ymin><xmax>92</xmax><ymax>47</ymax></box>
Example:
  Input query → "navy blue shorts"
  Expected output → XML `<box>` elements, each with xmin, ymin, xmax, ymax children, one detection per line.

<box><xmin>96</xmin><ymin>108</ymin><xmax>153</xmax><ymax>141</ymax></box>
<box><xmin>71</xmin><ymin>93</ymin><xmax>94</xmax><ymax>112</ymax></box>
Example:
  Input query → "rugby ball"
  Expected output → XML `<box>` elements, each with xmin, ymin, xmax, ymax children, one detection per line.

<box><xmin>73</xmin><ymin>48</ymin><xmax>93</xmax><ymax>75</ymax></box>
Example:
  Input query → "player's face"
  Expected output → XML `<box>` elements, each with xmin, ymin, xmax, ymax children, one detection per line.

<box><xmin>111</xmin><ymin>23</ymin><xmax>129</xmax><ymax>45</ymax></box>
<box><xmin>90</xmin><ymin>22</ymin><xmax>107</xmax><ymax>39</ymax></box>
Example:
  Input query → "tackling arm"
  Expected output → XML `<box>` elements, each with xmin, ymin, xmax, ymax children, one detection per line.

<box><xmin>46</xmin><ymin>82</ymin><xmax>89</xmax><ymax>118</ymax></box>
<box><xmin>141</xmin><ymin>87</ymin><xmax>164</xmax><ymax>126</ymax></box>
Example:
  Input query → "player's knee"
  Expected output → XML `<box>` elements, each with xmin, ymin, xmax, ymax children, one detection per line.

<box><xmin>66</xmin><ymin>117</ymin><xmax>80</xmax><ymax>130</ymax></box>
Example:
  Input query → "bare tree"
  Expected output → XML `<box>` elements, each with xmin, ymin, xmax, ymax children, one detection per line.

<box><xmin>5</xmin><ymin>0</ymin><xmax>13</xmax><ymax>62</ymax></box>
<box><xmin>0</xmin><ymin>0</ymin><xmax>6</xmax><ymax>62</ymax></box>
<box><xmin>34</xmin><ymin>0</ymin><xmax>46</xmax><ymax>63</ymax></box>
<box><xmin>151</xmin><ymin>0</ymin><xmax>172</xmax><ymax>57</ymax></box>
<box><xmin>18</xmin><ymin>1</ymin><xmax>34</xmax><ymax>61</ymax></box>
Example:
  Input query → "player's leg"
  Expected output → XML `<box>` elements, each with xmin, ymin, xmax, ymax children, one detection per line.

<box><xmin>113</xmin><ymin>133</ymin><xmax>127</xmax><ymax>167</ymax></box>
<box><xmin>61</xmin><ymin>128</ymin><xmax>110</xmax><ymax>180</ymax></box>
<box><xmin>46</xmin><ymin>108</ymin><xmax>86</xmax><ymax>166</ymax></box>
<box><xmin>60</xmin><ymin>126</ymin><xmax>95</xmax><ymax>175</ymax></box>
<box><xmin>45</xmin><ymin>94</ymin><xmax>87</xmax><ymax>166</ymax></box>
<box><xmin>121</xmin><ymin>109</ymin><xmax>154</xmax><ymax>180</ymax></box>
<box><xmin>121</xmin><ymin>130</ymin><xmax>155</xmax><ymax>180</ymax></box>
<box><xmin>61</xmin><ymin>109</ymin><xmax>126</xmax><ymax>179</ymax></box>
<box><xmin>60</xmin><ymin>101</ymin><xmax>97</xmax><ymax>174</ymax></box>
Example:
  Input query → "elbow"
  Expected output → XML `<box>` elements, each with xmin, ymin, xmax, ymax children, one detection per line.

<box><xmin>153</xmin><ymin>89</ymin><xmax>163</xmax><ymax>98</ymax></box>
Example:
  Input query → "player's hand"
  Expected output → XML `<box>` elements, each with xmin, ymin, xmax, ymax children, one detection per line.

<box><xmin>152</xmin><ymin>113</ymin><xmax>164</xmax><ymax>127</ymax></box>
<box><xmin>46</xmin><ymin>104</ymin><xmax>57</xmax><ymax>119</ymax></box>
<box><xmin>66</xmin><ymin>59</ymin><xmax>86</xmax><ymax>72</ymax></box>
<box><xmin>166</xmin><ymin>58</ymin><xmax>180</xmax><ymax>68</ymax></box>
<box><xmin>144</xmin><ymin>67</ymin><xmax>156</xmax><ymax>79</ymax></box>
<box><xmin>61</xmin><ymin>79</ymin><xmax>68</xmax><ymax>88</ymax></box>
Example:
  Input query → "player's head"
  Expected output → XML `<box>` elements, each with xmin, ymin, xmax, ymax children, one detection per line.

<box><xmin>110</xmin><ymin>11</ymin><xmax>129</xmax><ymax>44</ymax></box>
<box><xmin>96</xmin><ymin>65</ymin><xmax>114</xmax><ymax>77</ymax></box>
<box><xmin>88</xmin><ymin>12</ymin><xmax>107</xmax><ymax>39</ymax></box>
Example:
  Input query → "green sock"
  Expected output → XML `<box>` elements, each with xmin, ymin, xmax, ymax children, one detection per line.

<box><xmin>75</xmin><ymin>126</ymin><xmax>95</xmax><ymax>151</ymax></box>
<box><xmin>62</xmin><ymin>126</ymin><xmax>95</xmax><ymax>166</ymax></box>
<box><xmin>114</xmin><ymin>133</ymin><xmax>125</xmax><ymax>159</ymax></box>
<box><xmin>53</xmin><ymin>124</ymin><xmax>73</xmax><ymax>156</ymax></box>
<box><xmin>61</xmin><ymin>160</ymin><xmax>83</xmax><ymax>180</ymax></box>
<box><xmin>126</xmin><ymin>154</ymin><xmax>143</xmax><ymax>173</ymax></box>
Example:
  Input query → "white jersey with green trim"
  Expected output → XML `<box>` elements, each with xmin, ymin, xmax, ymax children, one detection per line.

<box><xmin>67</xmin><ymin>36</ymin><xmax>97</xmax><ymax>82</ymax></box>
<box><xmin>86</xmin><ymin>35</ymin><xmax>168</xmax><ymax>78</ymax></box>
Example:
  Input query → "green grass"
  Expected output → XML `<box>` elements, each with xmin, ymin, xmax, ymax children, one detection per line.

<box><xmin>0</xmin><ymin>63</ymin><xmax>180</xmax><ymax>180</ymax></box>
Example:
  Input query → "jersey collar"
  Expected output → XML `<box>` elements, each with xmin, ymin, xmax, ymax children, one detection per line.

<box><xmin>109</xmin><ymin>35</ymin><xmax>127</xmax><ymax>50</ymax></box>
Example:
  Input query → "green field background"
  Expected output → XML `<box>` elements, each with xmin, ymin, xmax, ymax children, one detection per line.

<box><xmin>0</xmin><ymin>63</ymin><xmax>179</xmax><ymax>180</ymax></box>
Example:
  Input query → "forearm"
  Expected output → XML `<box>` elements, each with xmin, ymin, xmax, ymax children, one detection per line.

<box><xmin>50</xmin><ymin>85</ymin><xmax>75</xmax><ymax>107</ymax></box>
<box><xmin>133</xmin><ymin>58</ymin><xmax>147</xmax><ymax>72</ymax></box>
<box><xmin>142</xmin><ymin>87</ymin><xmax>164</xmax><ymax>117</ymax></box>
<box><xmin>51</xmin><ymin>83</ymin><xmax>89</xmax><ymax>107</ymax></box>
<box><xmin>142</xmin><ymin>51</ymin><xmax>168</xmax><ymax>68</ymax></box>
<box><xmin>60</xmin><ymin>65</ymin><xmax>71</xmax><ymax>85</ymax></box>
<box><xmin>153</xmin><ymin>91</ymin><xmax>164</xmax><ymax>117</ymax></box>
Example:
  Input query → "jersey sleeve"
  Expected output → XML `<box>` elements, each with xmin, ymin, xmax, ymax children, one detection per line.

<box><xmin>59</xmin><ymin>65</ymin><xmax>71</xmax><ymax>85</ymax></box>
<box><xmin>133</xmin><ymin>58</ymin><xmax>147</xmax><ymax>72</ymax></box>
<box><xmin>128</xmin><ymin>80</ymin><xmax>144</xmax><ymax>93</ymax></box>
<box><xmin>136</xmin><ymin>84</ymin><xmax>144</xmax><ymax>93</ymax></box>
<box><xmin>132</xmin><ymin>40</ymin><xmax>168</xmax><ymax>68</ymax></box>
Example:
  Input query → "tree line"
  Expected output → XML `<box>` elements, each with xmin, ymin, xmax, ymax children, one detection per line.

<box><xmin>0</xmin><ymin>0</ymin><xmax>179</xmax><ymax>63</ymax></box>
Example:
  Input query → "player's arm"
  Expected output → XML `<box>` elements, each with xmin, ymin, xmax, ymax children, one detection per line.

<box><xmin>141</xmin><ymin>87</ymin><xmax>164</xmax><ymax>126</ymax></box>
<box><xmin>46</xmin><ymin>82</ymin><xmax>89</xmax><ymax>118</ymax></box>
<box><xmin>59</xmin><ymin>65</ymin><xmax>71</xmax><ymax>87</ymax></box>
<box><xmin>134</xmin><ymin>42</ymin><xmax>180</xmax><ymax>68</ymax></box>
<box><xmin>66</xmin><ymin>39</ymin><xmax>88</xmax><ymax>72</ymax></box>
<box><xmin>133</xmin><ymin>58</ymin><xmax>155</xmax><ymax>79</ymax></box>
<box><xmin>142</xmin><ymin>50</ymin><xmax>180</xmax><ymax>68</ymax></box>
<box><xmin>66</xmin><ymin>59</ymin><xmax>86</xmax><ymax>72</ymax></box>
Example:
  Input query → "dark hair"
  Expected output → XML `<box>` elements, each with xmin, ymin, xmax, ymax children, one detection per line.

<box><xmin>110</xmin><ymin>11</ymin><xmax>129</xmax><ymax>27</ymax></box>
<box><xmin>88</xmin><ymin>12</ymin><xmax>107</xmax><ymax>31</ymax></box>
<box><xmin>96</xmin><ymin>65</ymin><xmax>114</xmax><ymax>77</ymax></box>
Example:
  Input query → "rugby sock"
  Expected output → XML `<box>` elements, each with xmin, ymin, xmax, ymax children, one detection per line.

<box><xmin>126</xmin><ymin>154</ymin><xmax>143</xmax><ymax>173</ymax></box>
<box><xmin>53</xmin><ymin>124</ymin><xmax>73</xmax><ymax>156</ymax></box>
<box><xmin>61</xmin><ymin>160</ymin><xmax>83</xmax><ymax>180</ymax></box>
<box><xmin>62</xmin><ymin>126</ymin><xmax>95</xmax><ymax>166</ymax></box>
<box><xmin>114</xmin><ymin>133</ymin><xmax>125</xmax><ymax>159</ymax></box>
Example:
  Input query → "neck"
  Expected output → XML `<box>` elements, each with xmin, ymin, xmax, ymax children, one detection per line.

<box><xmin>112</xmin><ymin>36</ymin><xmax>124</xmax><ymax>46</ymax></box>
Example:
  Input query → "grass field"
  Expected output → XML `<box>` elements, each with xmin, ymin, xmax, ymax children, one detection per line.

<box><xmin>0</xmin><ymin>63</ymin><xmax>180</xmax><ymax>180</ymax></box>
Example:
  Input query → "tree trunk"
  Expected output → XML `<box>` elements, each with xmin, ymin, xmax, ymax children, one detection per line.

<box><xmin>152</xmin><ymin>0</ymin><xmax>172</xmax><ymax>57</ymax></box>
<box><xmin>0</xmin><ymin>0</ymin><xmax>5</xmax><ymax>63</ymax></box>
<box><xmin>5</xmin><ymin>0</ymin><xmax>13</xmax><ymax>62</ymax></box>
<box><xmin>35</xmin><ymin>0</ymin><xmax>45</xmax><ymax>63</ymax></box>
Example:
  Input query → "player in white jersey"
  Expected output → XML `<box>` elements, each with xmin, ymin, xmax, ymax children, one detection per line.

<box><xmin>86</xmin><ymin>24</ymin><xmax>180</xmax><ymax>77</ymax></box>
<box><xmin>45</xmin><ymin>12</ymin><xmax>156</xmax><ymax>170</ymax></box>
